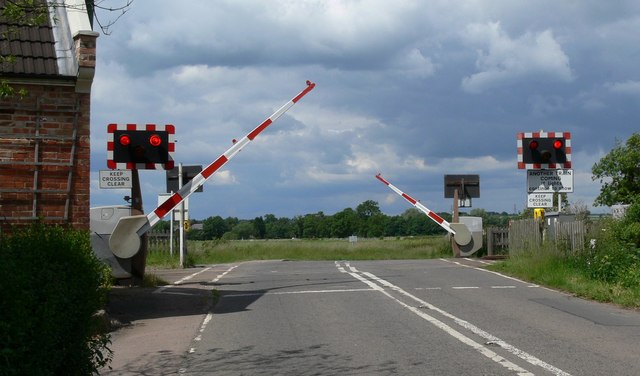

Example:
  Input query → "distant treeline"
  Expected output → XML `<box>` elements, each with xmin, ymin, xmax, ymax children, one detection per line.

<box><xmin>154</xmin><ymin>200</ymin><xmax>515</xmax><ymax>241</ymax></box>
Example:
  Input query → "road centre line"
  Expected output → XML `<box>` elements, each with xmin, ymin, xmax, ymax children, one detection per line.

<box><xmin>339</xmin><ymin>261</ymin><xmax>572</xmax><ymax>376</ymax></box>
<box><xmin>210</xmin><ymin>265</ymin><xmax>238</xmax><ymax>283</ymax></box>
<box><xmin>441</xmin><ymin>259</ymin><xmax>540</xmax><ymax>288</ymax></box>
<box><xmin>222</xmin><ymin>288</ymin><xmax>375</xmax><ymax>298</ymax></box>
<box><xmin>154</xmin><ymin>266</ymin><xmax>212</xmax><ymax>294</ymax></box>
<box><xmin>187</xmin><ymin>264</ymin><xmax>239</xmax><ymax>356</ymax></box>
<box><xmin>415</xmin><ymin>286</ymin><xmax>517</xmax><ymax>290</ymax></box>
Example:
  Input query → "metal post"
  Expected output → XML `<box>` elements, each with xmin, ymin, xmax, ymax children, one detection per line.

<box><xmin>178</xmin><ymin>163</ymin><xmax>185</xmax><ymax>268</ymax></box>
<box><xmin>452</xmin><ymin>188</ymin><xmax>461</xmax><ymax>258</ymax></box>
<box><xmin>169</xmin><ymin>200</ymin><xmax>174</xmax><ymax>257</ymax></box>
<box><xmin>557</xmin><ymin>194</ymin><xmax>562</xmax><ymax>212</ymax></box>
<box><xmin>130</xmin><ymin>169</ymin><xmax>148</xmax><ymax>281</ymax></box>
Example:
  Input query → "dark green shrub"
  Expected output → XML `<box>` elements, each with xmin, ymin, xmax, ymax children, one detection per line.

<box><xmin>0</xmin><ymin>224</ymin><xmax>112</xmax><ymax>375</ymax></box>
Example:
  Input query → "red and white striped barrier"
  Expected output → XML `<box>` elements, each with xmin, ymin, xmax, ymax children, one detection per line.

<box><xmin>109</xmin><ymin>81</ymin><xmax>316</xmax><ymax>258</ymax></box>
<box><xmin>375</xmin><ymin>173</ymin><xmax>472</xmax><ymax>246</ymax></box>
<box><xmin>375</xmin><ymin>173</ymin><xmax>454</xmax><ymax>234</ymax></box>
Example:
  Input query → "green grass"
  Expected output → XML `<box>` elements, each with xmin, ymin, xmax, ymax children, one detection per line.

<box><xmin>139</xmin><ymin>273</ymin><xmax>169</xmax><ymax>287</ymax></box>
<box><xmin>487</xmin><ymin>246</ymin><xmax>640</xmax><ymax>309</ymax></box>
<box><xmin>147</xmin><ymin>236</ymin><xmax>451</xmax><ymax>267</ymax></box>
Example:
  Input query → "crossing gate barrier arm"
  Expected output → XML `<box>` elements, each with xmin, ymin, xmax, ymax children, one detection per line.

<box><xmin>109</xmin><ymin>81</ymin><xmax>316</xmax><ymax>258</ymax></box>
<box><xmin>375</xmin><ymin>173</ymin><xmax>472</xmax><ymax>246</ymax></box>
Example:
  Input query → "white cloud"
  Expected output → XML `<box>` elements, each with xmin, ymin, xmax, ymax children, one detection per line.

<box><xmin>606</xmin><ymin>80</ymin><xmax>640</xmax><ymax>95</ymax></box>
<box><xmin>461</xmin><ymin>22</ymin><xmax>573</xmax><ymax>93</ymax></box>
<box><xmin>429</xmin><ymin>156</ymin><xmax>512</xmax><ymax>173</ymax></box>
<box><xmin>207</xmin><ymin>170</ymin><xmax>237</xmax><ymax>185</ymax></box>
<box><xmin>392</xmin><ymin>48</ymin><xmax>437</xmax><ymax>78</ymax></box>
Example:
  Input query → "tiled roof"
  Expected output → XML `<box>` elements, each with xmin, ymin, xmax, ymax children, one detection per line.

<box><xmin>0</xmin><ymin>0</ymin><xmax>59</xmax><ymax>77</ymax></box>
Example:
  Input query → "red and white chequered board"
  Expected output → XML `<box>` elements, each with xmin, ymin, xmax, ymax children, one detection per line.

<box><xmin>517</xmin><ymin>131</ymin><xmax>571</xmax><ymax>169</ymax></box>
<box><xmin>107</xmin><ymin>123</ymin><xmax>175</xmax><ymax>170</ymax></box>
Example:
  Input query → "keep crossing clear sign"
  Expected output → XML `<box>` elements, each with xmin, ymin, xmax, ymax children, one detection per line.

<box><xmin>527</xmin><ymin>193</ymin><xmax>554</xmax><ymax>208</ymax></box>
<box><xmin>99</xmin><ymin>170</ymin><xmax>132</xmax><ymax>189</ymax></box>
<box><xmin>527</xmin><ymin>169</ymin><xmax>573</xmax><ymax>193</ymax></box>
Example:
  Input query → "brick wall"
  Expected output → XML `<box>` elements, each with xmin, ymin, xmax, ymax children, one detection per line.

<box><xmin>0</xmin><ymin>83</ymin><xmax>91</xmax><ymax>232</ymax></box>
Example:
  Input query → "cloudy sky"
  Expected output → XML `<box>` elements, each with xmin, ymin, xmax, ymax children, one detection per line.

<box><xmin>90</xmin><ymin>0</ymin><xmax>640</xmax><ymax>220</ymax></box>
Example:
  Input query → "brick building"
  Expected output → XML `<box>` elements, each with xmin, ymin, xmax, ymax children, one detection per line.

<box><xmin>0</xmin><ymin>0</ymin><xmax>97</xmax><ymax>232</ymax></box>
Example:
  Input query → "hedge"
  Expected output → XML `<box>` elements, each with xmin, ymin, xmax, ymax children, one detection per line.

<box><xmin>0</xmin><ymin>224</ymin><xmax>112</xmax><ymax>375</ymax></box>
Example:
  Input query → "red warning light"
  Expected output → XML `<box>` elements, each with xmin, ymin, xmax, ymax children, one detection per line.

<box><xmin>119</xmin><ymin>134</ymin><xmax>131</xmax><ymax>146</ymax></box>
<box><xmin>149</xmin><ymin>134</ymin><xmax>162</xmax><ymax>147</ymax></box>
<box><xmin>553</xmin><ymin>139</ymin><xmax>563</xmax><ymax>150</ymax></box>
<box><xmin>529</xmin><ymin>140</ymin><xmax>539</xmax><ymax>150</ymax></box>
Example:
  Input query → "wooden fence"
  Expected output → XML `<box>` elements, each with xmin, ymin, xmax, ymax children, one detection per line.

<box><xmin>147</xmin><ymin>231</ymin><xmax>175</xmax><ymax>250</ymax></box>
<box><xmin>487</xmin><ymin>218</ymin><xmax>587</xmax><ymax>255</ymax></box>
<box><xmin>486</xmin><ymin>227</ymin><xmax>509</xmax><ymax>256</ymax></box>
<box><xmin>552</xmin><ymin>220</ymin><xmax>586</xmax><ymax>254</ymax></box>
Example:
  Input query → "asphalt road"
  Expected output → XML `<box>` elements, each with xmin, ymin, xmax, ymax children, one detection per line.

<box><xmin>103</xmin><ymin>259</ymin><xmax>640</xmax><ymax>375</ymax></box>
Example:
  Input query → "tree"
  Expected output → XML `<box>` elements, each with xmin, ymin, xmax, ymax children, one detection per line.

<box><xmin>253</xmin><ymin>216</ymin><xmax>266</xmax><ymax>239</ymax></box>
<box><xmin>301</xmin><ymin>212</ymin><xmax>330</xmax><ymax>238</ymax></box>
<box><xmin>202</xmin><ymin>216</ymin><xmax>228</xmax><ymax>239</ymax></box>
<box><xmin>224</xmin><ymin>221</ymin><xmax>256</xmax><ymax>240</ymax></box>
<box><xmin>331</xmin><ymin>208</ymin><xmax>358</xmax><ymax>238</ymax></box>
<box><xmin>356</xmin><ymin>200</ymin><xmax>381</xmax><ymax>219</ymax></box>
<box><xmin>592</xmin><ymin>133</ymin><xmax>640</xmax><ymax>206</ymax></box>
<box><xmin>355</xmin><ymin>200</ymin><xmax>382</xmax><ymax>237</ymax></box>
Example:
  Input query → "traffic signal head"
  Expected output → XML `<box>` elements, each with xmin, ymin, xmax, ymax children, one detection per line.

<box><xmin>524</xmin><ymin>137</ymin><xmax>566</xmax><ymax>164</ymax></box>
<box><xmin>107</xmin><ymin>124</ymin><xmax>175</xmax><ymax>170</ymax></box>
<box><xmin>518</xmin><ymin>132</ymin><xmax>571</xmax><ymax>169</ymax></box>
<box><xmin>113</xmin><ymin>130</ymin><xmax>170</xmax><ymax>165</ymax></box>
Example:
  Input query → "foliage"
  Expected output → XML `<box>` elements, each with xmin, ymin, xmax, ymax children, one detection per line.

<box><xmin>580</xmin><ymin>201</ymin><xmax>640</xmax><ymax>288</ymax></box>
<box><xmin>0</xmin><ymin>224</ymin><xmax>112</xmax><ymax>375</ymax></box>
<box><xmin>183</xmin><ymin>200</ymin><xmax>518</xmax><ymax>243</ymax></box>
<box><xmin>490</xmin><ymin>205</ymin><xmax>640</xmax><ymax>308</ymax></box>
<box><xmin>488</xmin><ymin>243</ymin><xmax>640</xmax><ymax>308</ymax></box>
<box><xmin>592</xmin><ymin>132</ymin><xmax>640</xmax><ymax>206</ymax></box>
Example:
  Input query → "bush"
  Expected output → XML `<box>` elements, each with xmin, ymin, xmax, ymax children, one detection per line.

<box><xmin>0</xmin><ymin>224</ymin><xmax>112</xmax><ymax>375</ymax></box>
<box><xmin>583</xmin><ymin>203</ymin><xmax>640</xmax><ymax>288</ymax></box>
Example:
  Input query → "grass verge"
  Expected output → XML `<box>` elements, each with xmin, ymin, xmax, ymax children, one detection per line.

<box><xmin>147</xmin><ymin>236</ymin><xmax>451</xmax><ymax>267</ymax></box>
<box><xmin>487</xmin><ymin>246</ymin><xmax>640</xmax><ymax>309</ymax></box>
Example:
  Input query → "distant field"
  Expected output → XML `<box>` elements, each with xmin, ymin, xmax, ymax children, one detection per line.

<box><xmin>146</xmin><ymin>236</ymin><xmax>452</xmax><ymax>268</ymax></box>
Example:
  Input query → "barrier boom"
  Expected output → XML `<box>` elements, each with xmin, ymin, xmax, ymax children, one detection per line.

<box><xmin>375</xmin><ymin>173</ymin><xmax>471</xmax><ymax>246</ymax></box>
<box><xmin>109</xmin><ymin>81</ymin><xmax>316</xmax><ymax>258</ymax></box>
